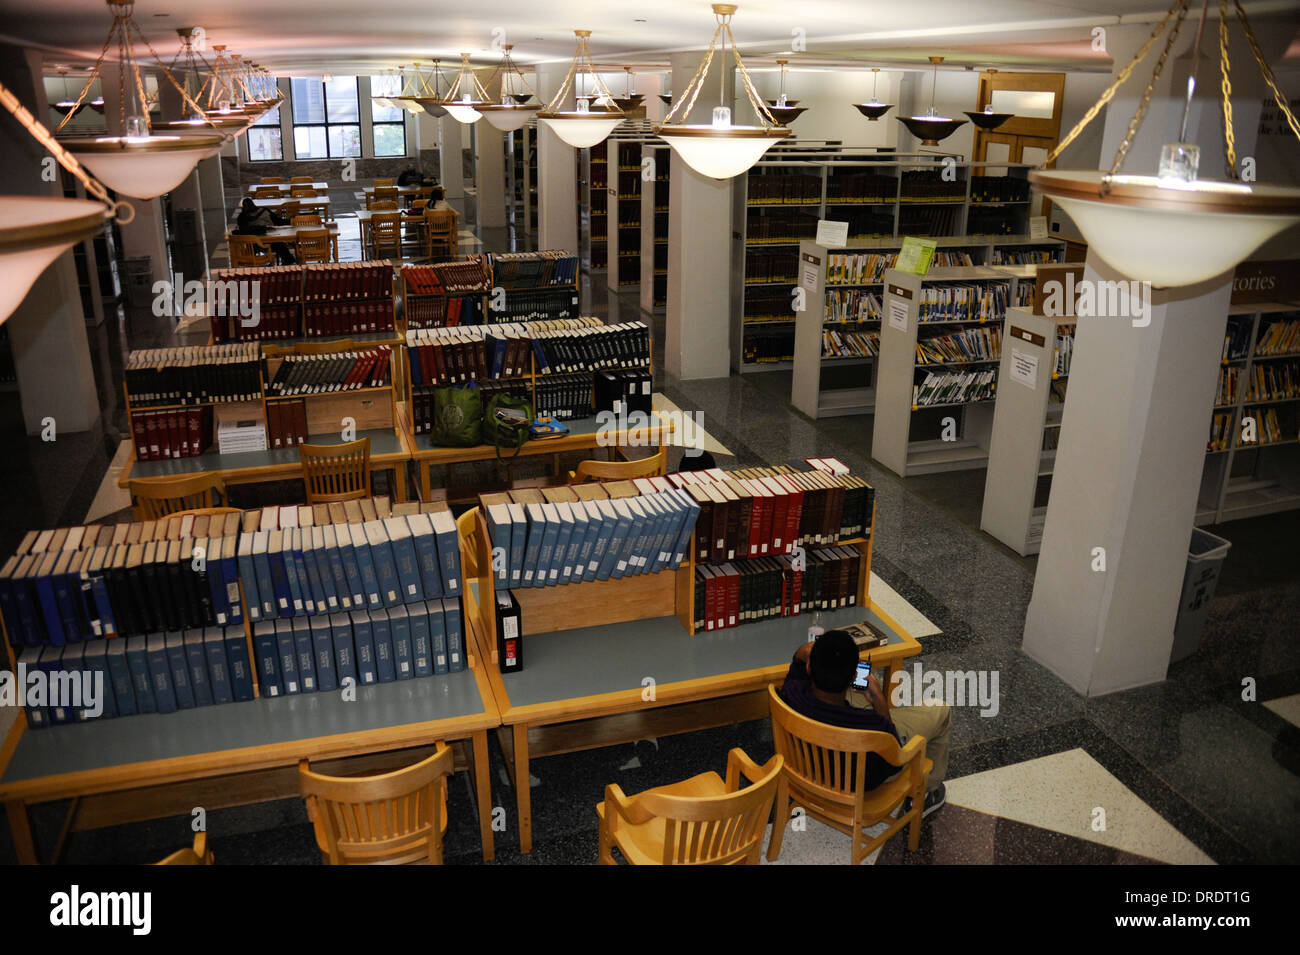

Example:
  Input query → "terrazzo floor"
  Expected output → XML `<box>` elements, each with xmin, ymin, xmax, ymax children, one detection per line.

<box><xmin>0</xmin><ymin>183</ymin><xmax>1296</xmax><ymax>865</ymax></box>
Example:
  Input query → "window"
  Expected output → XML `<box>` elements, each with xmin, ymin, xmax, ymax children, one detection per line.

<box><xmin>247</xmin><ymin>103</ymin><xmax>283</xmax><ymax>161</ymax></box>
<box><xmin>291</xmin><ymin>76</ymin><xmax>361</xmax><ymax>159</ymax></box>
<box><xmin>371</xmin><ymin>74</ymin><xmax>407</xmax><ymax>158</ymax></box>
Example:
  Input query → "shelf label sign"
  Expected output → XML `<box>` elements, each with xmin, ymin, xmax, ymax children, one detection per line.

<box><xmin>1029</xmin><ymin>215</ymin><xmax>1049</xmax><ymax>239</ymax></box>
<box><xmin>801</xmin><ymin>252</ymin><xmax>821</xmax><ymax>292</ymax></box>
<box><xmin>896</xmin><ymin>237</ymin><xmax>936</xmax><ymax>274</ymax></box>
<box><xmin>888</xmin><ymin>296</ymin><xmax>909</xmax><ymax>332</ymax></box>
<box><xmin>1010</xmin><ymin>348</ymin><xmax>1039</xmax><ymax>389</ymax></box>
<box><xmin>815</xmin><ymin>219</ymin><xmax>849</xmax><ymax>248</ymax></box>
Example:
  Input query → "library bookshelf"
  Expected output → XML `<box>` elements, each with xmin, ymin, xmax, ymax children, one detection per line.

<box><xmin>639</xmin><ymin>142</ymin><xmax>671</xmax><ymax>314</ymax></box>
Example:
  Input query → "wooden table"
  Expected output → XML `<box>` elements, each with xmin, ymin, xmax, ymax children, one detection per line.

<box><xmin>226</xmin><ymin>222</ymin><xmax>340</xmax><ymax>261</ymax></box>
<box><xmin>363</xmin><ymin>184</ymin><xmax>425</xmax><ymax>202</ymax></box>
<box><xmin>468</xmin><ymin>587</ymin><xmax>923</xmax><ymax>854</ymax></box>
<box><xmin>253</xmin><ymin>196</ymin><xmax>332</xmax><ymax>219</ymax></box>
<box><xmin>357</xmin><ymin>203</ymin><xmax>458</xmax><ymax>258</ymax></box>
<box><xmin>0</xmin><ymin>660</ymin><xmax>503</xmax><ymax>863</ymax></box>
<box><xmin>118</xmin><ymin>426</ymin><xmax>410</xmax><ymax>502</ymax></box>
<box><xmin>404</xmin><ymin>393</ymin><xmax>674</xmax><ymax>503</ymax></box>
<box><xmin>248</xmin><ymin>182</ymin><xmax>329</xmax><ymax>195</ymax></box>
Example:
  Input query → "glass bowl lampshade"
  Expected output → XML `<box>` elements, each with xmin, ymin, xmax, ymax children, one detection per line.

<box><xmin>0</xmin><ymin>196</ymin><xmax>112</xmax><ymax>324</ymax></box>
<box><xmin>537</xmin><ymin>31</ymin><xmax>626</xmax><ymax>148</ymax></box>
<box><xmin>59</xmin><ymin>133</ymin><xmax>225</xmax><ymax>199</ymax></box>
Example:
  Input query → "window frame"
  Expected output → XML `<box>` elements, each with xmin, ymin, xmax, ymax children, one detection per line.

<box><xmin>369</xmin><ymin>74</ymin><xmax>407</xmax><ymax>158</ymax></box>
<box><xmin>290</xmin><ymin>76</ymin><xmax>363</xmax><ymax>160</ymax></box>
<box><xmin>245</xmin><ymin>103</ymin><xmax>284</xmax><ymax>163</ymax></box>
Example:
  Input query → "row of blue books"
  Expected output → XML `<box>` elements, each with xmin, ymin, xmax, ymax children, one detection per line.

<box><xmin>251</xmin><ymin>599</ymin><xmax>465</xmax><ymax>697</ymax></box>
<box><xmin>235</xmin><ymin>511</ymin><xmax>461</xmax><ymax>623</ymax></box>
<box><xmin>17</xmin><ymin>627</ymin><xmax>254</xmax><ymax>729</ymax></box>
<box><xmin>482</xmin><ymin>486</ymin><xmax>701</xmax><ymax>589</ymax></box>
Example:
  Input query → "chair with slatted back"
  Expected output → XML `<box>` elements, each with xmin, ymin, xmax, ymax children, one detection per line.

<box><xmin>252</xmin><ymin>186</ymin><xmax>281</xmax><ymax>199</ymax></box>
<box><xmin>154</xmin><ymin>832</ymin><xmax>214</xmax><ymax>865</ymax></box>
<box><xmin>369</xmin><ymin>211</ymin><xmax>401</xmax><ymax>258</ymax></box>
<box><xmin>299</xmin><ymin>437</ymin><xmax>372</xmax><ymax>504</ymax></box>
<box><xmin>291</xmin><ymin>214</ymin><xmax>322</xmax><ymax>228</ymax></box>
<box><xmin>597</xmin><ymin>748</ymin><xmax>783</xmax><ymax>865</ymax></box>
<box><xmin>373</xmin><ymin>178</ymin><xmax>395</xmax><ymax>187</ymax></box>
<box><xmin>290</xmin><ymin>176</ymin><xmax>314</xmax><ymax>184</ymax></box>
<box><xmin>129</xmin><ymin>473</ymin><xmax>228</xmax><ymax>521</ymax></box>
<box><xmin>259</xmin><ymin>176</ymin><xmax>285</xmax><ymax>184</ymax></box>
<box><xmin>423</xmin><ymin>208</ymin><xmax>457</xmax><ymax>258</ymax></box>
<box><xmin>369</xmin><ymin>185</ymin><xmax>399</xmax><ymax>210</ymax></box>
<box><xmin>296</xmin><ymin>227</ymin><xmax>333</xmax><ymax>264</ymax></box>
<box><xmin>290</xmin><ymin>185</ymin><xmax>320</xmax><ymax>198</ymax></box>
<box><xmin>568</xmin><ymin>444</ymin><xmax>667</xmax><ymax>484</ymax></box>
<box><xmin>765</xmin><ymin>685</ymin><xmax>930</xmax><ymax>865</ymax></box>
<box><xmin>299</xmin><ymin>743</ymin><xmax>453</xmax><ymax>865</ymax></box>
<box><xmin>228</xmin><ymin>234</ymin><xmax>275</xmax><ymax>268</ymax></box>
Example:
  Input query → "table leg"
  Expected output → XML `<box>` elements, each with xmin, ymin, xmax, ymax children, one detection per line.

<box><xmin>6</xmin><ymin>800</ymin><xmax>38</xmax><ymax>864</ymax></box>
<box><xmin>471</xmin><ymin>730</ymin><xmax>495</xmax><ymax>862</ymax></box>
<box><xmin>420</xmin><ymin>462</ymin><xmax>432</xmax><ymax>503</ymax></box>
<box><xmin>513</xmin><ymin>722</ymin><xmax>532</xmax><ymax>854</ymax></box>
<box><xmin>393</xmin><ymin>464</ymin><xmax>407</xmax><ymax>503</ymax></box>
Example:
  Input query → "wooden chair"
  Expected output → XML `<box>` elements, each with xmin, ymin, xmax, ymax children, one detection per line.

<box><xmin>251</xmin><ymin>185</ymin><xmax>281</xmax><ymax>199</ymax></box>
<box><xmin>290</xmin><ymin>185</ymin><xmax>320</xmax><ymax>198</ymax></box>
<box><xmin>154</xmin><ymin>832</ymin><xmax>214</xmax><ymax>865</ymax></box>
<box><xmin>373</xmin><ymin>178</ymin><xmax>395</xmax><ymax>187</ymax></box>
<box><xmin>296</xmin><ymin>227</ymin><xmax>333</xmax><ymax>264</ymax></box>
<box><xmin>279</xmin><ymin>199</ymin><xmax>301</xmax><ymax>219</ymax></box>
<box><xmin>597</xmin><ymin>748</ymin><xmax>783</xmax><ymax>865</ymax></box>
<box><xmin>228</xmin><ymin>234</ymin><xmax>274</xmax><ymax>268</ymax></box>
<box><xmin>423</xmin><ymin>207</ymin><xmax>457</xmax><ymax>258</ymax></box>
<box><xmin>129</xmin><ymin>473</ymin><xmax>227</xmax><ymax>521</ymax></box>
<box><xmin>568</xmin><ymin>444</ymin><xmax>667</xmax><ymax>484</ymax></box>
<box><xmin>299</xmin><ymin>743</ymin><xmax>453</xmax><ymax>865</ymax></box>
<box><xmin>369</xmin><ymin>211</ymin><xmax>401</xmax><ymax>258</ymax></box>
<box><xmin>289</xmin><ymin>175</ymin><xmax>314</xmax><ymax>184</ymax></box>
<box><xmin>369</xmin><ymin>200</ymin><xmax>398</xmax><ymax>211</ymax></box>
<box><xmin>766</xmin><ymin>685</ymin><xmax>930</xmax><ymax>865</ymax></box>
<box><xmin>411</xmin><ymin>199</ymin><xmax>429</xmax><ymax>213</ymax></box>
<box><xmin>368</xmin><ymin>185</ymin><xmax>399</xmax><ymax>210</ymax></box>
<box><xmin>291</xmin><ymin>214</ymin><xmax>322</xmax><ymax>227</ymax></box>
<box><xmin>259</xmin><ymin>176</ymin><xmax>285</xmax><ymax>184</ymax></box>
<box><xmin>299</xmin><ymin>437</ymin><xmax>372</xmax><ymax>504</ymax></box>
<box><xmin>165</xmin><ymin>506</ymin><xmax>244</xmax><ymax>520</ymax></box>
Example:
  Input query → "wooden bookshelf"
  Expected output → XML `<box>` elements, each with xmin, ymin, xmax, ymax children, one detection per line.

<box><xmin>639</xmin><ymin>143</ymin><xmax>671</xmax><ymax>314</ymax></box>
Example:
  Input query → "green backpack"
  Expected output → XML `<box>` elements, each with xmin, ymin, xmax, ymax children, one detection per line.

<box><xmin>483</xmin><ymin>392</ymin><xmax>534</xmax><ymax>464</ymax></box>
<box><xmin>431</xmin><ymin>385</ymin><xmax>483</xmax><ymax>447</ymax></box>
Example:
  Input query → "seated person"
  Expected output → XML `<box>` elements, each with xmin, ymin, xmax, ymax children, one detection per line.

<box><xmin>234</xmin><ymin>197</ymin><xmax>296</xmax><ymax>265</ymax></box>
<box><xmin>780</xmin><ymin>628</ymin><xmax>950</xmax><ymax>816</ymax></box>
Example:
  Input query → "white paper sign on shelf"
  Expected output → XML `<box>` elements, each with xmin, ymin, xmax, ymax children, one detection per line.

<box><xmin>1029</xmin><ymin>216</ymin><xmax>1049</xmax><ymax>240</ymax></box>
<box><xmin>802</xmin><ymin>261</ymin><xmax>819</xmax><ymax>291</ymax></box>
<box><xmin>815</xmin><ymin>219</ymin><xmax>850</xmax><ymax>248</ymax></box>
<box><xmin>1010</xmin><ymin>348</ymin><xmax>1039</xmax><ymax>389</ymax></box>
<box><xmin>888</xmin><ymin>297</ymin><xmax>909</xmax><ymax>332</ymax></box>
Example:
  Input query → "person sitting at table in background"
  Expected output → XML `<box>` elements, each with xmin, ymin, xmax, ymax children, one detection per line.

<box><xmin>235</xmin><ymin>197</ymin><xmax>296</xmax><ymax>265</ymax></box>
<box><xmin>780</xmin><ymin>628</ymin><xmax>951</xmax><ymax>817</ymax></box>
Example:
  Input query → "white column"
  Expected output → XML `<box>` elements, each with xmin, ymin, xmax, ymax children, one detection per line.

<box><xmin>440</xmin><ymin>116</ymin><xmax>465</xmax><ymax>200</ymax></box>
<box><xmin>665</xmin><ymin>51</ymin><xmax>734</xmax><ymax>380</ymax></box>
<box><xmin>0</xmin><ymin>45</ymin><xmax>100</xmax><ymax>435</ymax></box>
<box><xmin>535</xmin><ymin>61</ymin><xmax>577</xmax><ymax>253</ymax></box>
<box><xmin>476</xmin><ymin>73</ymin><xmax>507</xmax><ymax>230</ymax></box>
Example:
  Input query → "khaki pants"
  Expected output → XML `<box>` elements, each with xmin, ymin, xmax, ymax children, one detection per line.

<box><xmin>888</xmin><ymin>704</ymin><xmax>951</xmax><ymax>793</ymax></box>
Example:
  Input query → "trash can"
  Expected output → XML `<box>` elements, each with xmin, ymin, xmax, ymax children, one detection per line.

<box><xmin>123</xmin><ymin>256</ymin><xmax>154</xmax><ymax>310</ymax></box>
<box><xmin>1170</xmin><ymin>528</ymin><xmax>1231</xmax><ymax>663</ymax></box>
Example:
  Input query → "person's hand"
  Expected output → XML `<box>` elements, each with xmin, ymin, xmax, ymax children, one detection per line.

<box><xmin>795</xmin><ymin>639</ymin><xmax>815</xmax><ymax>665</ymax></box>
<box><xmin>865</xmin><ymin>672</ymin><xmax>888</xmax><ymax>714</ymax></box>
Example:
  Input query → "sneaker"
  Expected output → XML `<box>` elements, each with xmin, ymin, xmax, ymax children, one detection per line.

<box><xmin>903</xmin><ymin>783</ymin><xmax>946</xmax><ymax>819</ymax></box>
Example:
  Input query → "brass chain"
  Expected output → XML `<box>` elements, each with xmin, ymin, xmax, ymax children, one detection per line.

<box><xmin>1043</xmin><ymin>0</ymin><xmax>1187</xmax><ymax>167</ymax></box>
<box><xmin>0</xmin><ymin>78</ymin><xmax>134</xmax><ymax>223</ymax></box>
<box><xmin>53</xmin><ymin>27</ymin><xmax>115</xmax><ymax>134</ymax></box>
<box><xmin>726</xmin><ymin>23</ymin><xmax>780</xmax><ymax>127</ymax></box>
<box><xmin>663</xmin><ymin>25</ymin><xmax>721</xmax><ymax>125</ymax></box>
<box><xmin>1108</xmin><ymin>0</ymin><xmax>1190</xmax><ymax>180</ymax></box>
<box><xmin>1234</xmin><ymin>0</ymin><xmax>1300</xmax><ymax>140</ymax></box>
<box><xmin>1219</xmin><ymin>0</ymin><xmax>1237</xmax><ymax>176</ymax></box>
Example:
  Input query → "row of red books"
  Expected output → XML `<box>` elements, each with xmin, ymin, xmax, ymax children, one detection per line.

<box><xmin>212</xmin><ymin>266</ymin><xmax>302</xmax><ymax>307</ymax></box>
<box><xmin>302</xmin><ymin>262</ymin><xmax>394</xmax><ymax>302</ymax></box>
<box><xmin>404</xmin><ymin>295</ymin><xmax>481</xmax><ymax>330</ymax></box>
<box><xmin>210</xmin><ymin>305</ymin><xmax>301</xmax><ymax>343</ymax></box>
<box><xmin>694</xmin><ymin>545</ymin><xmax>862</xmax><ymax>632</ymax></box>
<box><xmin>266</xmin><ymin>399</ymin><xmax>309</xmax><ymax>450</ymax></box>
<box><xmin>131</xmin><ymin>407</ymin><xmax>214</xmax><ymax>462</ymax></box>
<box><xmin>303</xmin><ymin>301</ymin><xmax>396</xmax><ymax>338</ymax></box>
<box><xmin>655</xmin><ymin>464</ymin><xmax>873</xmax><ymax>566</ymax></box>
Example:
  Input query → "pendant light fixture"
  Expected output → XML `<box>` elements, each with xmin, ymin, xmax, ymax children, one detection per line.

<box><xmin>0</xmin><ymin>79</ymin><xmax>129</xmax><ymax>325</ymax></box>
<box><xmin>654</xmin><ymin>5</ymin><xmax>791</xmax><ymax>180</ymax></box>
<box><xmin>537</xmin><ymin>30</ymin><xmax>626</xmax><ymax>148</ymax></box>
<box><xmin>854</xmin><ymin>68</ymin><xmax>895</xmax><ymax>121</ymax></box>
<box><xmin>388</xmin><ymin>64</ymin><xmax>430</xmax><ymax>115</ymax></box>
<box><xmin>1032</xmin><ymin>0</ymin><xmax>1300</xmax><ymax>287</ymax></box>
<box><xmin>659</xmin><ymin>93</ymin><xmax>672</xmax><ymax>106</ymax></box>
<box><xmin>154</xmin><ymin>28</ymin><xmax>253</xmax><ymax>137</ymax></box>
<box><xmin>897</xmin><ymin>56</ymin><xmax>966</xmax><ymax>145</ymax></box>
<box><xmin>439</xmin><ymin>53</ymin><xmax>490</xmax><ymax>125</ymax></box>
<box><xmin>371</xmin><ymin>68</ymin><xmax>397</xmax><ymax>110</ymax></box>
<box><xmin>410</xmin><ymin>60</ymin><xmax>449</xmax><ymax>118</ymax></box>
<box><xmin>964</xmin><ymin>81</ymin><xmax>1013</xmax><ymax>132</ymax></box>
<box><xmin>54</xmin><ymin>1</ymin><xmax>225</xmax><ymax>200</ymax></box>
<box><xmin>765</xmin><ymin>60</ymin><xmax>807</xmax><ymax>125</ymax></box>
<box><xmin>613</xmin><ymin>67</ymin><xmax>645</xmax><ymax>112</ymax></box>
<box><xmin>51</xmin><ymin>69</ymin><xmax>88</xmax><ymax>120</ymax></box>
<box><xmin>477</xmin><ymin>45</ymin><xmax>542</xmax><ymax>132</ymax></box>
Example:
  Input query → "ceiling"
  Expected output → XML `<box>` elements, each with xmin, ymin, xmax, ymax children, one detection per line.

<box><xmin>2</xmin><ymin>0</ymin><xmax>1298</xmax><ymax>75</ymax></box>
